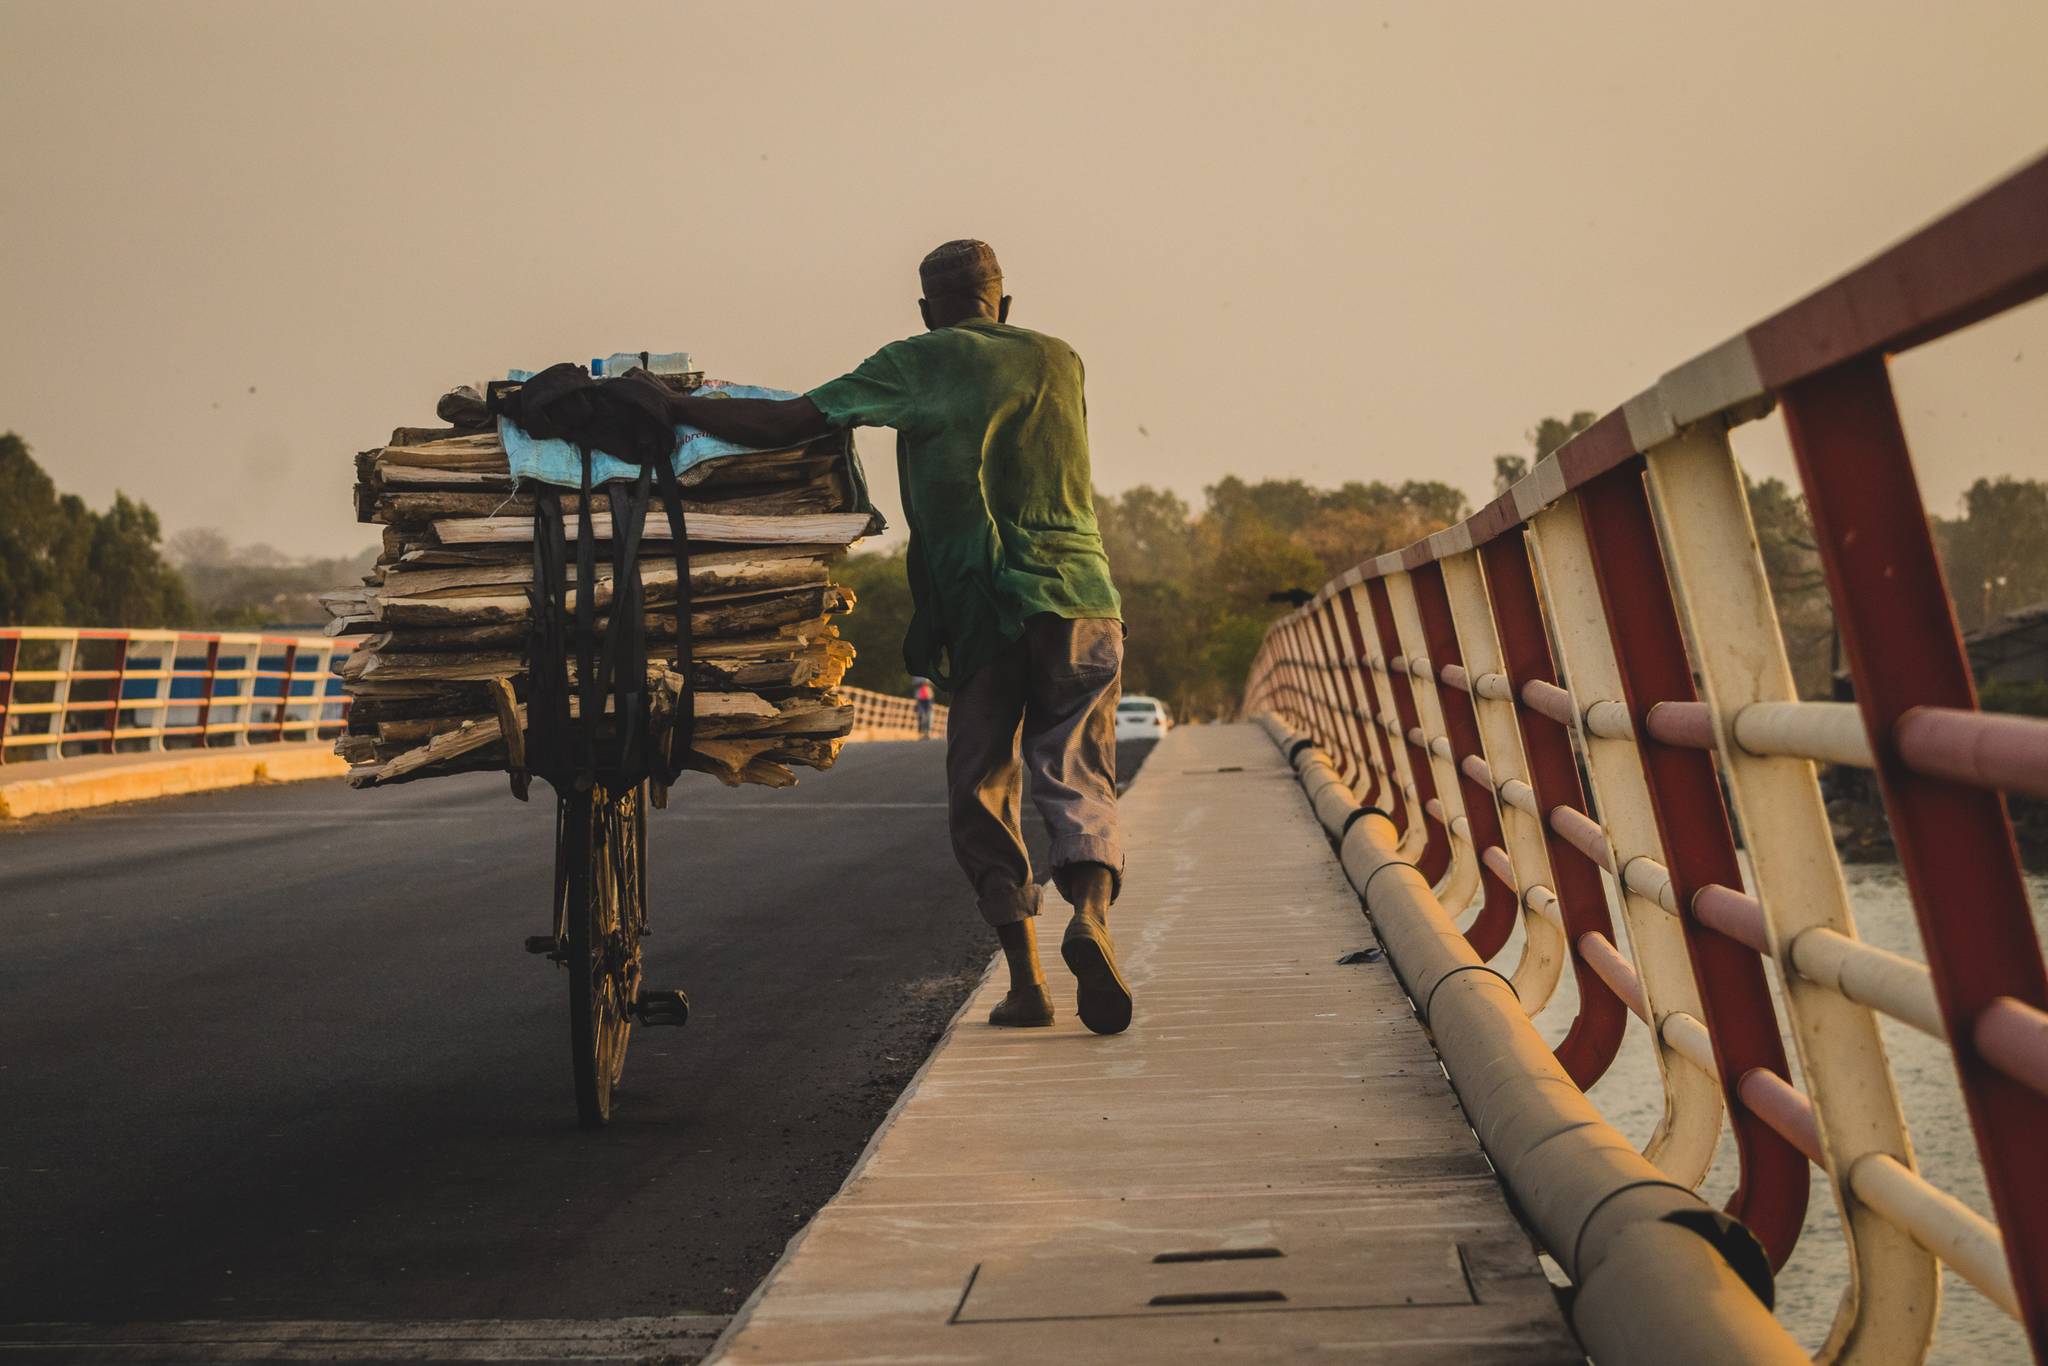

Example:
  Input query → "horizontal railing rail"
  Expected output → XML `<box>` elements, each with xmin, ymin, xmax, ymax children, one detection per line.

<box><xmin>840</xmin><ymin>685</ymin><xmax>947</xmax><ymax>739</ymax></box>
<box><xmin>1244</xmin><ymin>151</ymin><xmax>2048</xmax><ymax>1364</ymax></box>
<box><xmin>0</xmin><ymin>630</ymin><xmax>944</xmax><ymax>766</ymax></box>
<box><xmin>0</xmin><ymin>627</ymin><xmax>355</xmax><ymax>764</ymax></box>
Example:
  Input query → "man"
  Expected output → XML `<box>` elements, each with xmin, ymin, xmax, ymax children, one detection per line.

<box><xmin>663</xmin><ymin>240</ymin><xmax>1131</xmax><ymax>1035</ymax></box>
<box><xmin>912</xmin><ymin>678</ymin><xmax>936</xmax><ymax>740</ymax></box>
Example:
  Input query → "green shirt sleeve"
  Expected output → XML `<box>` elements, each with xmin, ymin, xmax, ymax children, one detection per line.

<box><xmin>806</xmin><ymin>344</ymin><xmax>918</xmax><ymax>430</ymax></box>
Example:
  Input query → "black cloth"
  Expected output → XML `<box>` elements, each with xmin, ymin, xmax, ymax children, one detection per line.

<box><xmin>490</xmin><ymin>363</ymin><xmax>679</xmax><ymax>470</ymax></box>
<box><xmin>502</xmin><ymin>364</ymin><xmax>695</xmax><ymax>796</ymax></box>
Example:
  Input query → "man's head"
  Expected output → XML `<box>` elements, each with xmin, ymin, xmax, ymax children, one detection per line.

<box><xmin>918</xmin><ymin>239</ymin><xmax>1010</xmax><ymax>330</ymax></box>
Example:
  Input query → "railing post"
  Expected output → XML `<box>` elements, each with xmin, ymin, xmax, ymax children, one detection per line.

<box><xmin>1438</xmin><ymin>549</ymin><xmax>1568</xmax><ymax>1016</ymax></box>
<box><xmin>1362</xmin><ymin>576</ymin><xmax>1452</xmax><ymax>885</ymax></box>
<box><xmin>1527</xmin><ymin>489</ymin><xmax>1729</xmax><ymax>1190</ymax></box>
<box><xmin>1338</xmin><ymin>585</ymin><xmax>1411</xmax><ymax>833</ymax></box>
<box><xmin>1648</xmin><ymin>421</ymin><xmax>1938</xmax><ymax>1363</ymax></box>
<box><xmin>1410</xmin><ymin>560</ymin><xmax>1517</xmax><ymax>960</ymax></box>
<box><xmin>1283</xmin><ymin>618</ymin><xmax>1314</xmax><ymax>739</ymax></box>
<box><xmin>1269</xmin><ymin>620</ymin><xmax>1295</xmax><ymax>730</ymax></box>
<box><xmin>1384</xmin><ymin>569</ymin><xmax>1479</xmax><ymax>914</ymax></box>
<box><xmin>104</xmin><ymin>630</ymin><xmax>133</xmax><ymax>754</ymax></box>
<box><xmin>1303</xmin><ymin>609</ymin><xmax>1351</xmax><ymax>782</ymax></box>
<box><xmin>146</xmin><ymin>634</ymin><xmax>177</xmax><ymax>752</ymax></box>
<box><xmin>1310</xmin><ymin>598</ymin><xmax>1359</xmax><ymax>790</ymax></box>
<box><xmin>1310</xmin><ymin>600</ymin><xmax>1372</xmax><ymax>799</ymax></box>
<box><xmin>0</xmin><ymin>632</ymin><xmax>17</xmax><ymax>767</ymax></box>
<box><xmin>1573</xmin><ymin>461</ymin><xmax>1810</xmax><ymax>1268</ymax></box>
<box><xmin>196</xmin><ymin>636</ymin><xmax>220</xmax><ymax>746</ymax></box>
<box><xmin>1783</xmin><ymin>353</ymin><xmax>2048</xmax><ymax>1355</ymax></box>
<box><xmin>1476</xmin><ymin>529</ymin><xmax>1627</xmax><ymax>1091</ymax></box>
<box><xmin>1327</xmin><ymin>597</ymin><xmax>1376</xmax><ymax>791</ymax></box>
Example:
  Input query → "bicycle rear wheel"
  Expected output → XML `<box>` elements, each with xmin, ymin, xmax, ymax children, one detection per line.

<box><xmin>558</xmin><ymin>783</ymin><xmax>646</xmax><ymax>1127</ymax></box>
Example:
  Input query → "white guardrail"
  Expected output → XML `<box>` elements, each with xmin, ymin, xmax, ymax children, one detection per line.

<box><xmin>0</xmin><ymin>627</ymin><xmax>353</xmax><ymax>763</ymax></box>
<box><xmin>0</xmin><ymin>627</ymin><xmax>944</xmax><ymax>765</ymax></box>
<box><xmin>841</xmin><ymin>685</ymin><xmax>947</xmax><ymax>741</ymax></box>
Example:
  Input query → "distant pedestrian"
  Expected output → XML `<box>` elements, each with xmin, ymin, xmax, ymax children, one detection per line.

<box><xmin>663</xmin><ymin>239</ymin><xmax>1131</xmax><ymax>1035</ymax></box>
<box><xmin>913</xmin><ymin>679</ymin><xmax>936</xmax><ymax>740</ymax></box>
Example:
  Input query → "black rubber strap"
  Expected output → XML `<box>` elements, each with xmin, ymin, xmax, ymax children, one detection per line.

<box><xmin>572</xmin><ymin>448</ymin><xmax>600</xmax><ymax>785</ymax></box>
<box><xmin>1341</xmin><ymin>805</ymin><xmax>1392</xmax><ymax>835</ymax></box>
<box><xmin>1418</xmin><ymin>961</ymin><xmax>1518</xmax><ymax>1024</ymax></box>
<box><xmin>649</xmin><ymin>456</ymin><xmax>694</xmax><ymax>783</ymax></box>
<box><xmin>526</xmin><ymin>484</ymin><xmax>575</xmax><ymax>784</ymax></box>
<box><xmin>602</xmin><ymin>478</ymin><xmax>649</xmax><ymax>781</ymax></box>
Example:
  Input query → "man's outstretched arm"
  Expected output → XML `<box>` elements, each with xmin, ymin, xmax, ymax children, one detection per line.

<box><xmin>668</xmin><ymin>393</ymin><xmax>833</xmax><ymax>450</ymax></box>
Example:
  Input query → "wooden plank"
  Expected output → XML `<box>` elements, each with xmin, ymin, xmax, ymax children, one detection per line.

<box><xmin>432</xmin><ymin>511</ymin><xmax>872</xmax><ymax>548</ymax></box>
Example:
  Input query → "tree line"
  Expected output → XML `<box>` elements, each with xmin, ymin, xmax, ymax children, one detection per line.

<box><xmin>5</xmin><ymin>425</ymin><xmax>2041</xmax><ymax>718</ymax></box>
<box><xmin>836</xmin><ymin>417</ymin><xmax>2048</xmax><ymax>720</ymax></box>
<box><xmin>0</xmin><ymin>432</ymin><xmax>375</xmax><ymax>629</ymax></box>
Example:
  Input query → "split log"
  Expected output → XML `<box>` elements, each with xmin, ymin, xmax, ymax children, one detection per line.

<box><xmin>428</xmin><ymin>509</ymin><xmax>873</xmax><ymax>548</ymax></box>
<box><xmin>366</xmin><ymin>433</ymin><xmax>837</xmax><ymax>487</ymax></box>
<box><xmin>359</xmin><ymin>582</ymin><xmax>847</xmax><ymax>636</ymax></box>
<box><xmin>361</xmin><ymin>475</ymin><xmax>848</xmax><ymax>526</ymax></box>
<box><xmin>367</xmin><ymin>548</ymin><xmax>834</xmax><ymax>601</ymax></box>
<box><xmin>347</xmin><ymin>719</ymin><xmax>844</xmax><ymax>790</ymax></box>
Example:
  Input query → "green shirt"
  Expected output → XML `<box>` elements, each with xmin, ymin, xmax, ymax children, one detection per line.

<box><xmin>807</xmin><ymin>319</ymin><xmax>1121</xmax><ymax>687</ymax></box>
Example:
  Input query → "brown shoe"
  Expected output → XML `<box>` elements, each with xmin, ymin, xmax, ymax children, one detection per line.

<box><xmin>1061</xmin><ymin>916</ymin><xmax>1133</xmax><ymax>1035</ymax></box>
<box><xmin>989</xmin><ymin>984</ymin><xmax>1055</xmax><ymax>1027</ymax></box>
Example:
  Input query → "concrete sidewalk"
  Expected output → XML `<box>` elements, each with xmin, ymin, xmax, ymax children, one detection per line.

<box><xmin>0</xmin><ymin>743</ymin><xmax>345</xmax><ymax>819</ymax></box>
<box><xmin>711</xmin><ymin>723</ymin><xmax>1577</xmax><ymax>1363</ymax></box>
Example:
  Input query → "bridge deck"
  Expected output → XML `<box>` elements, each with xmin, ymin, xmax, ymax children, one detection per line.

<box><xmin>712</xmin><ymin>723</ymin><xmax>1577</xmax><ymax>1363</ymax></box>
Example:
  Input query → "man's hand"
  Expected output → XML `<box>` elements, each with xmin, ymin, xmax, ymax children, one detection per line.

<box><xmin>669</xmin><ymin>392</ymin><xmax>833</xmax><ymax>450</ymax></box>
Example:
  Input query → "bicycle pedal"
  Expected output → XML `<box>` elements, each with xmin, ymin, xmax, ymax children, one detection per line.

<box><xmin>633</xmin><ymin>989</ymin><xmax>689</xmax><ymax>1027</ymax></box>
<box><xmin>525</xmin><ymin>934</ymin><xmax>561</xmax><ymax>956</ymax></box>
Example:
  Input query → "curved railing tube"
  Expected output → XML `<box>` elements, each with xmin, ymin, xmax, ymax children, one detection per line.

<box><xmin>1239</xmin><ymin>151</ymin><xmax>2048</xmax><ymax>1364</ymax></box>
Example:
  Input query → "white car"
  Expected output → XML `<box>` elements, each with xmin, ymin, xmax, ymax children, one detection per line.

<box><xmin>1114</xmin><ymin>695</ymin><xmax>1173</xmax><ymax>741</ymax></box>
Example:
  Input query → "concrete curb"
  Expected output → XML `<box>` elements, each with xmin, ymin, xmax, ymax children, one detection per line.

<box><xmin>0</xmin><ymin>746</ymin><xmax>347</xmax><ymax>819</ymax></box>
<box><xmin>703</xmin><ymin>948</ymin><xmax>1002</xmax><ymax>1363</ymax></box>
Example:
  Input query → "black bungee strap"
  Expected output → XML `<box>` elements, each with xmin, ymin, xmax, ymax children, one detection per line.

<box><xmin>519</xmin><ymin>408</ymin><xmax>695</xmax><ymax>796</ymax></box>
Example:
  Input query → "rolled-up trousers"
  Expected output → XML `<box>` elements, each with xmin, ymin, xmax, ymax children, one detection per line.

<box><xmin>945</xmin><ymin>614</ymin><xmax>1124</xmax><ymax>926</ymax></box>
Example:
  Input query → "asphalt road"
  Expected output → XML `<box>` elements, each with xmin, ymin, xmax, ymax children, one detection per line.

<box><xmin>0</xmin><ymin>737</ymin><xmax>1153</xmax><ymax>1326</ymax></box>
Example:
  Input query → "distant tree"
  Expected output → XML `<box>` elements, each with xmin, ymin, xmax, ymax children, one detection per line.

<box><xmin>1492</xmin><ymin>454</ymin><xmax>1528</xmax><ymax>495</ymax></box>
<box><xmin>833</xmin><ymin>547</ymin><xmax>918</xmax><ymax>696</ymax></box>
<box><xmin>1935</xmin><ymin>476</ymin><xmax>2048</xmax><ymax>632</ymax></box>
<box><xmin>1202</xmin><ymin>476</ymin><xmax>1323</xmax><ymax>541</ymax></box>
<box><xmin>72</xmin><ymin>493</ymin><xmax>192</xmax><ymax>625</ymax></box>
<box><xmin>1095</xmin><ymin>486</ymin><xmax>1195</xmax><ymax>585</ymax></box>
<box><xmin>1295</xmin><ymin>483</ymin><xmax>1469</xmax><ymax>580</ymax></box>
<box><xmin>1745</xmin><ymin>475</ymin><xmax>1834</xmax><ymax>696</ymax></box>
<box><xmin>0</xmin><ymin>432</ymin><xmax>75</xmax><ymax>621</ymax></box>
<box><xmin>166</xmin><ymin>526</ymin><xmax>235</xmax><ymax>570</ymax></box>
<box><xmin>0</xmin><ymin>433</ymin><xmax>190</xmax><ymax>626</ymax></box>
<box><xmin>1199</xmin><ymin>517</ymin><xmax>1326</xmax><ymax>614</ymax></box>
<box><xmin>1530</xmin><ymin>411</ymin><xmax>1599</xmax><ymax>459</ymax></box>
<box><xmin>165</xmin><ymin>530</ymin><xmax>377</xmax><ymax>628</ymax></box>
<box><xmin>1116</xmin><ymin>579</ymin><xmax>1214</xmax><ymax>713</ymax></box>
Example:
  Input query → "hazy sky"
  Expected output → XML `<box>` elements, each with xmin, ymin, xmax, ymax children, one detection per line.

<box><xmin>3</xmin><ymin>0</ymin><xmax>2044</xmax><ymax>560</ymax></box>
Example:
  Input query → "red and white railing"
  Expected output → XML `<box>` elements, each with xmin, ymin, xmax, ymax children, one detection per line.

<box><xmin>0</xmin><ymin>627</ymin><xmax>355</xmax><ymax>764</ymax></box>
<box><xmin>1245</xmin><ymin>152</ymin><xmax>2048</xmax><ymax>1363</ymax></box>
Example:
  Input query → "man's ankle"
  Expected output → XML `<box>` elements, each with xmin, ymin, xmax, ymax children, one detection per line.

<box><xmin>1057</xmin><ymin>863</ymin><xmax>1115</xmax><ymax>922</ymax></box>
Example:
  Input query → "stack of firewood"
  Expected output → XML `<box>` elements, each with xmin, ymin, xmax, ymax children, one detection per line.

<box><xmin>323</xmin><ymin>381</ymin><xmax>877</xmax><ymax>791</ymax></box>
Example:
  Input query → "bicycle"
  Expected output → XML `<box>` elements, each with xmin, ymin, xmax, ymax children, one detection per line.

<box><xmin>537</xmin><ymin>781</ymin><xmax>688</xmax><ymax>1126</ymax></box>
